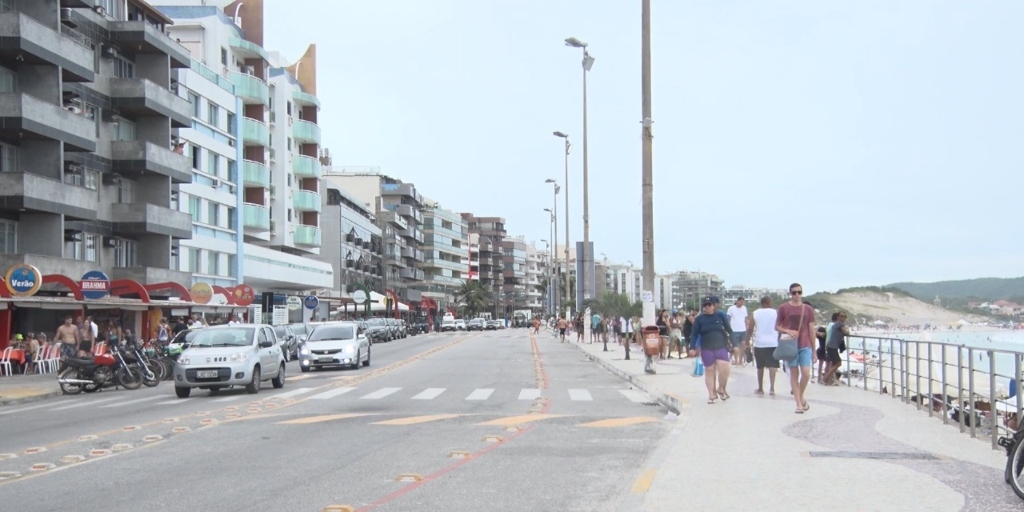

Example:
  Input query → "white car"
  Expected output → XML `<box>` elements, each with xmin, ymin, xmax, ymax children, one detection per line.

<box><xmin>298</xmin><ymin>322</ymin><xmax>370</xmax><ymax>371</ymax></box>
<box><xmin>441</xmin><ymin>319</ymin><xmax>457</xmax><ymax>332</ymax></box>
<box><xmin>454</xmin><ymin>319</ymin><xmax>467</xmax><ymax>331</ymax></box>
<box><xmin>172</xmin><ymin>325</ymin><xmax>286</xmax><ymax>398</ymax></box>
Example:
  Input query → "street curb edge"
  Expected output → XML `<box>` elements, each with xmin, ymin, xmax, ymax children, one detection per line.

<box><xmin>0</xmin><ymin>390</ymin><xmax>62</xmax><ymax>408</ymax></box>
<box><xmin>570</xmin><ymin>342</ymin><xmax>683</xmax><ymax>415</ymax></box>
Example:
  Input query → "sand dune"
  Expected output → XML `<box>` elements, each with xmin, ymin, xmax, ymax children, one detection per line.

<box><xmin>823</xmin><ymin>290</ymin><xmax>988</xmax><ymax>326</ymax></box>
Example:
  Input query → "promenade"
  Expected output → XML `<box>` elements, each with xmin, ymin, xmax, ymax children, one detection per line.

<box><xmin>567</xmin><ymin>337</ymin><xmax>1020</xmax><ymax>512</ymax></box>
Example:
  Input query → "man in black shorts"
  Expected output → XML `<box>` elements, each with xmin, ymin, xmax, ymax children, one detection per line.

<box><xmin>750</xmin><ymin>296</ymin><xmax>780</xmax><ymax>395</ymax></box>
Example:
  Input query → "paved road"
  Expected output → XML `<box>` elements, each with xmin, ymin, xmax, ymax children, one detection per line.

<box><xmin>0</xmin><ymin>329</ymin><xmax>672</xmax><ymax>511</ymax></box>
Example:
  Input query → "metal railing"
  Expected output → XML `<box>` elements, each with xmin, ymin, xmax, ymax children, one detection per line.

<box><xmin>844</xmin><ymin>334</ymin><xmax>1022</xmax><ymax>450</ymax></box>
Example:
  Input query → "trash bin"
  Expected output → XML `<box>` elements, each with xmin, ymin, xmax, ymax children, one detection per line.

<box><xmin>643</xmin><ymin>326</ymin><xmax>661</xmax><ymax>357</ymax></box>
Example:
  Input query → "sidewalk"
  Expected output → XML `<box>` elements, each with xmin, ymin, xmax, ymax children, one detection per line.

<box><xmin>567</xmin><ymin>338</ymin><xmax>1019</xmax><ymax>512</ymax></box>
<box><xmin>0</xmin><ymin>371</ymin><xmax>61</xmax><ymax>407</ymax></box>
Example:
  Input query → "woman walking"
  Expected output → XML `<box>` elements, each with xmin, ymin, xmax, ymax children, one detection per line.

<box><xmin>687</xmin><ymin>297</ymin><xmax>734</xmax><ymax>403</ymax></box>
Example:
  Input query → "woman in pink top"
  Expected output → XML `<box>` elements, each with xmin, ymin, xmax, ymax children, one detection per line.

<box><xmin>775</xmin><ymin>283</ymin><xmax>817</xmax><ymax>414</ymax></box>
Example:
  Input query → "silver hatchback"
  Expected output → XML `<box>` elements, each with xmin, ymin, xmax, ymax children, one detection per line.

<box><xmin>172</xmin><ymin>325</ymin><xmax>286</xmax><ymax>398</ymax></box>
<box><xmin>298</xmin><ymin>322</ymin><xmax>370</xmax><ymax>372</ymax></box>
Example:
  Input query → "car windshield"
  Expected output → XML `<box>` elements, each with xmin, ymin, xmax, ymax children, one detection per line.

<box><xmin>171</xmin><ymin>329</ymin><xmax>200</xmax><ymax>345</ymax></box>
<box><xmin>287</xmin><ymin>324</ymin><xmax>307</xmax><ymax>335</ymax></box>
<box><xmin>273</xmin><ymin>327</ymin><xmax>289</xmax><ymax>337</ymax></box>
<box><xmin>365</xmin><ymin>318</ymin><xmax>385</xmax><ymax>326</ymax></box>
<box><xmin>308</xmin><ymin>325</ymin><xmax>356</xmax><ymax>341</ymax></box>
<box><xmin>187</xmin><ymin>328</ymin><xmax>253</xmax><ymax>348</ymax></box>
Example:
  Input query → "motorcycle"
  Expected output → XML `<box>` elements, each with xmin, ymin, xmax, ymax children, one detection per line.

<box><xmin>57</xmin><ymin>343</ymin><xmax>143</xmax><ymax>394</ymax></box>
<box><xmin>1000</xmin><ymin>424</ymin><xmax>1024</xmax><ymax>500</ymax></box>
<box><xmin>122</xmin><ymin>340</ymin><xmax>160</xmax><ymax>388</ymax></box>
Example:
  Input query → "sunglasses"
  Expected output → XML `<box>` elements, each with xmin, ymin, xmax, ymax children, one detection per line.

<box><xmin>702</xmin><ymin>303</ymin><xmax>714</xmax><ymax>307</ymax></box>
<box><xmin>791</xmin><ymin>291</ymin><xmax>803</xmax><ymax>296</ymax></box>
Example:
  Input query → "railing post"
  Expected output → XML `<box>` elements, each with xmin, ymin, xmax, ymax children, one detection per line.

<box><xmin>957</xmin><ymin>345</ymin><xmax>965</xmax><ymax>434</ymax></box>
<box><xmin>927</xmin><ymin>343</ymin><xmax>933</xmax><ymax>417</ymax></box>
<box><xmin>889</xmin><ymin>338</ymin><xmax>895</xmax><ymax>398</ymax></box>
<box><xmin>1017</xmin><ymin>355</ymin><xmax>1022</xmax><ymax>426</ymax></box>
<box><xmin>900</xmin><ymin>339</ymin><xmax>907</xmax><ymax>403</ymax></box>
<box><xmin>989</xmin><ymin>350</ymin><xmax>997</xmax><ymax>449</ymax></box>
<box><xmin>941</xmin><ymin>344</ymin><xmax>948</xmax><ymax>425</ymax></box>
<box><xmin>914</xmin><ymin>341</ymin><xmax>921</xmax><ymax>411</ymax></box>
<box><xmin>968</xmin><ymin>348</ymin><xmax>976</xmax><ymax>439</ymax></box>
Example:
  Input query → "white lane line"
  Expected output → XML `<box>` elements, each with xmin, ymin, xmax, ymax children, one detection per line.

<box><xmin>465</xmin><ymin>388</ymin><xmax>494</xmax><ymax>401</ymax></box>
<box><xmin>518</xmin><ymin>388</ymin><xmax>542</xmax><ymax>400</ymax></box>
<box><xmin>213</xmin><ymin>396</ymin><xmax>243</xmax><ymax>403</ymax></box>
<box><xmin>412</xmin><ymin>388</ymin><xmax>446</xmax><ymax>400</ymax></box>
<box><xmin>568</xmin><ymin>389</ymin><xmax>593</xmax><ymax>401</ymax></box>
<box><xmin>157</xmin><ymin>399</ymin><xmax>191</xmax><ymax>405</ymax></box>
<box><xmin>619</xmin><ymin>390</ymin><xmax>649</xmax><ymax>403</ymax></box>
<box><xmin>309</xmin><ymin>387</ymin><xmax>357</xmax><ymax>400</ymax></box>
<box><xmin>359</xmin><ymin>387</ymin><xmax>401</xmax><ymax>400</ymax></box>
<box><xmin>268</xmin><ymin>387</ymin><xmax>315</xmax><ymax>400</ymax></box>
<box><xmin>50</xmin><ymin>397</ymin><xmax>121</xmax><ymax>411</ymax></box>
<box><xmin>100</xmin><ymin>396</ymin><xmax>162</xmax><ymax>408</ymax></box>
<box><xmin>0</xmin><ymin>401</ymin><xmax>75</xmax><ymax>415</ymax></box>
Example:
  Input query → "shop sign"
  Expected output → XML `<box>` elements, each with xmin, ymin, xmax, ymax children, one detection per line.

<box><xmin>5</xmin><ymin>264</ymin><xmax>42</xmax><ymax>297</ymax></box>
<box><xmin>80</xmin><ymin>270</ymin><xmax>111</xmax><ymax>300</ymax></box>
<box><xmin>286</xmin><ymin>296</ymin><xmax>302</xmax><ymax>311</ymax></box>
<box><xmin>351</xmin><ymin>290</ymin><xmax>368</xmax><ymax>305</ymax></box>
<box><xmin>191</xmin><ymin>282</ymin><xmax>213</xmax><ymax>305</ymax></box>
<box><xmin>304</xmin><ymin>295</ymin><xmax>319</xmax><ymax>310</ymax></box>
<box><xmin>233</xmin><ymin>284</ymin><xmax>255</xmax><ymax>307</ymax></box>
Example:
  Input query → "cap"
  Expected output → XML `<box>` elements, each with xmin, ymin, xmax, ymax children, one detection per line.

<box><xmin>15</xmin><ymin>333</ymin><xmax>23</xmax><ymax>340</ymax></box>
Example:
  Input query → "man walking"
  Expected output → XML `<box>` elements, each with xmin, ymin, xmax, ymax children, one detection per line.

<box><xmin>727</xmin><ymin>297</ymin><xmax>750</xmax><ymax>367</ymax></box>
<box><xmin>776</xmin><ymin>283</ymin><xmax>816</xmax><ymax>414</ymax></box>
<box><xmin>750</xmin><ymin>296</ymin><xmax>779</xmax><ymax>395</ymax></box>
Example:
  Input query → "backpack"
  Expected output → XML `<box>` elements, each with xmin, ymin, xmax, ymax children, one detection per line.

<box><xmin>157</xmin><ymin>325</ymin><xmax>169</xmax><ymax>342</ymax></box>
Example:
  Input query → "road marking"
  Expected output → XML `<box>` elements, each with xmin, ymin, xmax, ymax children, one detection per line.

<box><xmin>212</xmin><ymin>396</ymin><xmax>243</xmax><ymax>403</ymax></box>
<box><xmin>50</xmin><ymin>397</ymin><xmax>120</xmax><ymax>411</ymax></box>
<box><xmin>268</xmin><ymin>387</ymin><xmax>314</xmax><ymax>400</ymax></box>
<box><xmin>276</xmin><ymin>413</ymin><xmax>377</xmax><ymax>425</ymax></box>
<box><xmin>578</xmin><ymin>416</ymin><xmax>659</xmax><ymax>428</ymax></box>
<box><xmin>619</xmin><ymin>389</ymin><xmax>650</xmax><ymax>403</ymax></box>
<box><xmin>631</xmin><ymin>469</ymin><xmax>657</xmax><ymax>494</ymax></box>
<box><xmin>308</xmin><ymin>387</ymin><xmax>356</xmax><ymax>400</ymax></box>
<box><xmin>99</xmin><ymin>396</ymin><xmax>161</xmax><ymax>408</ymax></box>
<box><xmin>475</xmin><ymin>414</ymin><xmax>566</xmax><ymax>426</ymax></box>
<box><xmin>411</xmin><ymin>388</ymin><xmax>445</xmax><ymax>400</ymax></box>
<box><xmin>568</xmin><ymin>389</ymin><xmax>593</xmax><ymax>401</ymax></box>
<box><xmin>371</xmin><ymin>414</ymin><xmax>466</xmax><ymax>426</ymax></box>
<box><xmin>465</xmin><ymin>388</ymin><xmax>494</xmax><ymax>401</ymax></box>
<box><xmin>360</xmin><ymin>387</ymin><xmax>401</xmax><ymax>400</ymax></box>
<box><xmin>288</xmin><ymin>375</ymin><xmax>314</xmax><ymax>381</ymax></box>
<box><xmin>0</xmin><ymin>401</ymin><xmax>68</xmax><ymax>415</ymax></box>
<box><xmin>518</xmin><ymin>388</ymin><xmax>541</xmax><ymax>400</ymax></box>
<box><xmin>157</xmin><ymin>399</ymin><xmax>191</xmax><ymax>405</ymax></box>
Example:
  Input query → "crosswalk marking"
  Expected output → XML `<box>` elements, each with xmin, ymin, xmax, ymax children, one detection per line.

<box><xmin>309</xmin><ymin>387</ymin><xmax>356</xmax><ymax>400</ymax></box>
<box><xmin>158</xmin><ymin>399</ymin><xmax>191</xmax><ymax>405</ymax></box>
<box><xmin>518</xmin><ymin>388</ymin><xmax>542</xmax><ymax>400</ymax></box>
<box><xmin>568</xmin><ymin>389</ymin><xmax>593</xmax><ymax>401</ymax></box>
<box><xmin>465</xmin><ymin>388</ymin><xmax>494</xmax><ymax>401</ymax></box>
<box><xmin>269</xmin><ymin>387</ymin><xmax>314</xmax><ymax>400</ymax></box>
<box><xmin>51</xmin><ymin>397</ymin><xmax>120</xmax><ymax>411</ymax></box>
<box><xmin>213</xmin><ymin>396</ymin><xmax>244</xmax><ymax>403</ymax></box>
<box><xmin>0</xmin><ymin>401</ymin><xmax>65</xmax><ymax>415</ymax></box>
<box><xmin>100</xmin><ymin>396</ymin><xmax>161</xmax><ymax>408</ymax></box>
<box><xmin>412</xmin><ymin>388</ymin><xmax>446</xmax><ymax>400</ymax></box>
<box><xmin>360</xmin><ymin>387</ymin><xmax>401</xmax><ymax>400</ymax></box>
<box><xmin>619</xmin><ymin>390</ymin><xmax>650</xmax><ymax>403</ymax></box>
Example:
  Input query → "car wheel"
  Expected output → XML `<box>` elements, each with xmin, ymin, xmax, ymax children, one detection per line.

<box><xmin>272</xmin><ymin>363</ymin><xmax>285</xmax><ymax>388</ymax></box>
<box><xmin>175</xmin><ymin>386</ymin><xmax>191</xmax><ymax>398</ymax></box>
<box><xmin>246</xmin><ymin>366</ymin><xmax>261</xmax><ymax>394</ymax></box>
<box><xmin>352</xmin><ymin>350</ymin><xmax>361</xmax><ymax>370</ymax></box>
<box><xmin>362</xmin><ymin>347</ymin><xmax>371</xmax><ymax>367</ymax></box>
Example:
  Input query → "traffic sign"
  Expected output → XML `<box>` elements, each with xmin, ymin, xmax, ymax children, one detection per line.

<box><xmin>304</xmin><ymin>295</ymin><xmax>319</xmax><ymax>310</ymax></box>
<box><xmin>80</xmin><ymin>270</ymin><xmax>110</xmax><ymax>300</ymax></box>
<box><xmin>286</xmin><ymin>296</ymin><xmax>302</xmax><ymax>311</ymax></box>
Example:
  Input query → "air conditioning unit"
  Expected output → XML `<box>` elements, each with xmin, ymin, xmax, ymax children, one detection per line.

<box><xmin>269</xmin><ymin>185</ymin><xmax>276</xmax><ymax>199</ymax></box>
<box><xmin>60</xmin><ymin>9</ymin><xmax>79</xmax><ymax>28</ymax></box>
<box><xmin>102</xmin><ymin>173</ymin><xmax>122</xmax><ymax>185</ymax></box>
<box><xmin>211</xmin><ymin>178</ymin><xmax>221</xmax><ymax>188</ymax></box>
<box><xmin>93</xmin><ymin>5</ymin><xmax>107</xmax><ymax>16</ymax></box>
<box><xmin>104</xmin><ymin>237</ymin><xmax>119</xmax><ymax>248</ymax></box>
<box><xmin>64</xmin><ymin>105</ymin><xmax>83</xmax><ymax>115</ymax></box>
<box><xmin>269</xmin><ymin>220</ymin><xmax>276</xmax><ymax>233</ymax></box>
<box><xmin>288</xmin><ymin>117</ymin><xmax>293</xmax><ymax>125</ymax></box>
<box><xmin>101</xmin><ymin>44</ymin><xmax>118</xmax><ymax>59</ymax></box>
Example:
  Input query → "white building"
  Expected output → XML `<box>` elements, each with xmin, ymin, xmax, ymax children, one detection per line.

<box><xmin>525</xmin><ymin>242</ymin><xmax>546</xmax><ymax>312</ymax></box>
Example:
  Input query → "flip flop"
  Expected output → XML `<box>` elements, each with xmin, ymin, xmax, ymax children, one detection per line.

<box><xmin>802</xmin><ymin>401</ymin><xmax>810</xmax><ymax>411</ymax></box>
<box><xmin>754</xmin><ymin>389</ymin><xmax>764</xmax><ymax>395</ymax></box>
<box><xmin>707</xmin><ymin>398</ymin><xmax>716</xmax><ymax>404</ymax></box>
<box><xmin>795</xmin><ymin>409</ymin><xmax>804</xmax><ymax>414</ymax></box>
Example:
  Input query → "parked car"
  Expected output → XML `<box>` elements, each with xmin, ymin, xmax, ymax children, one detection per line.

<box><xmin>441</xmin><ymin>319</ymin><xmax>457</xmax><ymax>332</ymax></box>
<box><xmin>467</xmin><ymin>318</ymin><xmax>486</xmax><ymax>331</ymax></box>
<box><xmin>272</xmin><ymin>325</ymin><xmax>297</xmax><ymax>361</ymax></box>
<box><xmin>455</xmin><ymin>319</ymin><xmax>467</xmax><ymax>331</ymax></box>
<box><xmin>485</xmin><ymin>320</ymin><xmax>500</xmax><ymax>330</ymax></box>
<box><xmin>298</xmin><ymin>322</ymin><xmax>370</xmax><ymax>372</ymax></box>
<box><xmin>395</xmin><ymin>319</ymin><xmax>408</xmax><ymax>339</ymax></box>
<box><xmin>364</xmin><ymin>318</ymin><xmax>391</xmax><ymax>342</ymax></box>
<box><xmin>172</xmin><ymin>325</ymin><xmax>286</xmax><ymax>398</ymax></box>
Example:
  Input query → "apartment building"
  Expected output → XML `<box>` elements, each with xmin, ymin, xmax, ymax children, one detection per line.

<box><xmin>501</xmin><ymin>236</ymin><xmax>528</xmax><ymax>316</ymax></box>
<box><xmin>0</xmin><ymin>0</ymin><xmax>194</xmax><ymax>290</ymax></box>
<box><xmin>525</xmin><ymin>242</ymin><xmax>545</xmax><ymax>312</ymax></box>
<box><xmin>605</xmin><ymin>263</ymin><xmax>643</xmax><ymax>303</ymax></box>
<box><xmin>462</xmin><ymin>215</ymin><xmax>506</xmax><ymax>310</ymax></box>
<box><xmin>319</xmin><ymin>181</ymin><xmax>383</xmax><ymax>296</ymax></box>
<box><xmin>323</xmin><ymin>167</ymin><xmax>426</xmax><ymax>302</ymax></box>
<box><xmin>669</xmin><ymin>271</ymin><xmax>725</xmax><ymax>310</ymax></box>
<box><xmin>157</xmin><ymin>0</ymin><xmax>332</xmax><ymax>294</ymax></box>
<box><xmin>415</xmin><ymin>200</ymin><xmax>467</xmax><ymax>308</ymax></box>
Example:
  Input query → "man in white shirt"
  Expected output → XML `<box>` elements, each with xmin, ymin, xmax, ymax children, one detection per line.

<box><xmin>727</xmin><ymin>298</ymin><xmax>750</xmax><ymax>366</ymax></box>
<box><xmin>749</xmin><ymin>296</ymin><xmax>780</xmax><ymax>395</ymax></box>
<box><xmin>227</xmin><ymin>314</ymin><xmax>241</xmax><ymax>326</ymax></box>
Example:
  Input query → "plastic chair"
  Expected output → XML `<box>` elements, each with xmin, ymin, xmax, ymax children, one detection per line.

<box><xmin>0</xmin><ymin>347</ymin><xmax>12</xmax><ymax>376</ymax></box>
<box><xmin>33</xmin><ymin>347</ymin><xmax>48</xmax><ymax>374</ymax></box>
<box><xmin>47</xmin><ymin>345</ymin><xmax>60</xmax><ymax>373</ymax></box>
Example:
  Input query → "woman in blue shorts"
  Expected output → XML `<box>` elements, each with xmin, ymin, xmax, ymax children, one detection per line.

<box><xmin>687</xmin><ymin>297</ymin><xmax>734</xmax><ymax>404</ymax></box>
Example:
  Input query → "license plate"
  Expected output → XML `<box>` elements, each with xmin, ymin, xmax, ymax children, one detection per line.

<box><xmin>317</xmin><ymin>356</ymin><xmax>334</xmax><ymax>363</ymax></box>
<box><xmin>196</xmin><ymin>370</ymin><xmax>218</xmax><ymax>379</ymax></box>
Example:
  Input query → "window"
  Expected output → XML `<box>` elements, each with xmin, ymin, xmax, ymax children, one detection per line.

<box><xmin>0</xmin><ymin>143</ymin><xmax>17</xmax><ymax>172</ymax></box>
<box><xmin>114</xmin><ymin>239</ymin><xmax>137</xmax><ymax>268</ymax></box>
<box><xmin>85</xmin><ymin>104</ymin><xmax>99</xmax><ymax>137</ymax></box>
<box><xmin>0</xmin><ymin>65</ymin><xmax>16</xmax><ymax>92</ymax></box>
<box><xmin>191</xmin><ymin>145</ymin><xmax>200</xmax><ymax>170</ymax></box>
<box><xmin>226</xmin><ymin>112</ymin><xmax>236</xmax><ymax>131</ymax></box>
<box><xmin>207</xmin><ymin>152</ymin><xmax>218</xmax><ymax>177</ymax></box>
<box><xmin>187</xmin><ymin>248</ymin><xmax>200</xmax><ymax>273</ymax></box>
<box><xmin>96</xmin><ymin>0</ymin><xmax>124</xmax><ymax>20</ymax></box>
<box><xmin>227</xmin><ymin>254</ymin><xmax>237</xmax><ymax>276</ymax></box>
<box><xmin>286</xmin><ymin>101</ymin><xmax>292</xmax><ymax>116</ymax></box>
<box><xmin>207</xmin><ymin>103</ymin><xmax>219</xmax><ymax>127</ymax></box>
<box><xmin>207</xmin><ymin>203</ymin><xmax>219</xmax><ymax>226</ymax></box>
<box><xmin>113</xmin><ymin>56</ymin><xmax>134</xmax><ymax>78</ymax></box>
<box><xmin>189</xmin><ymin>92</ymin><xmax>200</xmax><ymax>117</ymax></box>
<box><xmin>207</xmin><ymin>251</ymin><xmax>219</xmax><ymax>275</ymax></box>
<box><xmin>67</xmin><ymin>233</ymin><xmax>99</xmax><ymax>262</ymax></box>
<box><xmin>115</xmin><ymin>119</ymin><xmax>136</xmax><ymax>142</ymax></box>
<box><xmin>227</xmin><ymin>160</ymin><xmax>237</xmax><ymax>183</ymax></box>
<box><xmin>0</xmin><ymin>219</ymin><xmax>15</xmax><ymax>254</ymax></box>
<box><xmin>287</xmin><ymin>137</ymin><xmax>292</xmax><ymax>151</ymax></box>
<box><xmin>188</xmin><ymin>196</ymin><xmax>201</xmax><ymax>221</ymax></box>
<box><xmin>0</xmin><ymin>0</ymin><xmax>12</xmax><ymax>13</ymax></box>
<box><xmin>220</xmin><ymin>48</ymin><xmax>228</xmax><ymax>66</ymax></box>
<box><xmin>117</xmin><ymin>179</ymin><xmax>134</xmax><ymax>204</ymax></box>
<box><xmin>227</xmin><ymin>207</ymin><xmax>236</xmax><ymax>229</ymax></box>
<box><xmin>64</xmin><ymin>167</ymin><xmax>98</xmax><ymax>190</ymax></box>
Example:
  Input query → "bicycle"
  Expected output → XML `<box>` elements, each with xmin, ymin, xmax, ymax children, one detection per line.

<box><xmin>999</xmin><ymin>423</ymin><xmax>1024</xmax><ymax>500</ymax></box>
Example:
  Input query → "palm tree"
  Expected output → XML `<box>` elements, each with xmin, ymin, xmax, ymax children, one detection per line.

<box><xmin>455</xmin><ymin>280</ymin><xmax>491</xmax><ymax>318</ymax></box>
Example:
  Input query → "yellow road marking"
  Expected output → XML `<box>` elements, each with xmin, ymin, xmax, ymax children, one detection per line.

<box><xmin>475</xmin><ymin>414</ymin><xmax>566</xmax><ymax>427</ymax></box>
<box><xmin>371</xmin><ymin>414</ymin><xmax>468</xmax><ymax>426</ymax></box>
<box><xmin>577</xmin><ymin>416</ymin><xmax>659</xmax><ymax>428</ymax></box>
<box><xmin>631</xmin><ymin>469</ymin><xmax>657</xmax><ymax>494</ymax></box>
<box><xmin>288</xmin><ymin>375</ymin><xmax>314</xmax><ymax>381</ymax></box>
<box><xmin>276</xmin><ymin>413</ymin><xmax>378</xmax><ymax>425</ymax></box>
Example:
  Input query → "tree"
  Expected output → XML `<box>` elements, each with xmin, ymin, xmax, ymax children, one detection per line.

<box><xmin>455</xmin><ymin>281</ymin><xmax>491</xmax><ymax>318</ymax></box>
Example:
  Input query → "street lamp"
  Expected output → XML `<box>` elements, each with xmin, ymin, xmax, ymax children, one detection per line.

<box><xmin>552</xmin><ymin>132</ymin><xmax>571</xmax><ymax>316</ymax></box>
<box><xmin>544</xmin><ymin>179</ymin><xmax>560</xmax><ymax>315</ymax></box>
<box><xmin>565</xmin><ymin>36</ymin><xmax>594</xmax><ymax>305</ymax></box>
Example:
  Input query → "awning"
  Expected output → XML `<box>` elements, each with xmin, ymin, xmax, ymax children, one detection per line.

<box><xmin>0</xmin><ymin>295</ymin><xmax>211</xmax><ymax>311</ymax></box>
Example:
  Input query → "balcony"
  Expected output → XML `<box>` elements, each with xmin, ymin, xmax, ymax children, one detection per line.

<box><xmin>0</xmin><ymin>12</ymin><xmax>94</xmax><ymax>82</ymax></box>
<box><xmin>0</xmin><ymin>93</ymin><xmax>95</xmax><ymax>152</ymax></box>
<box><xmin>0</xmin><ymin>172</ymin><xmax>97</xmax><ymax>220</ymax></box>
<box><xmin>242</xmin><ymin>117</ymin><xmax>270</xmax><ymax>147</ymax></box>
<box><xmin>241</xmin><ymin>160</ymin><xmax>270</xmax><ymax>188</ymax></box>
<box><xmin>381</xmin><ymin>182</ymin><xmax>421</xmax><ymax>204</ymax></box>
<box><xmin>242</xmin><ymin>203</ymin><xmax>270</xmax><ymax>231</ymax></box>
<box><xmin>229</xmin><ymin>36</ymin><xmax>270</xmax><ymax>62</ymax></box>
<box><xmin>293</xmin><ymin>155</ymin><xmax>322</xmax><ymax>179</ymax></box>
<box><xmin>293</xmin><ymin>225</ymin><xmax>321</xmax><ymax>247</ymax></box>
<box><xmin>292</xmin><ymin>119</ymin><xmax>321</xmax><ymax>144</ymax></box>
<box><xmin>108</xmin><ymin>20</ymin><xmax>190</xmax><ymax>69</ymax></box>
<box><xmin>399</xmin><ymin>268</ymin><xmax>425</xmax><ymax>281</ymax></box>
<box><xmin>395</xmin><ymin>204</ymin><xmax>424</xmax><ymax>224</ymax></box>
<box><xmin>110</xmin><ymin>203</ymin><xmax>192</xmax><ymax>239</ymax></box>
<box><xmin>292</xmin><ymin>89</ymin><xmax>321</xmax><ymax>108</ymax></box>
<box><xmin>110</xmin><ymin>267</ymin><xmax>192</xmax><ymax>287</ymax></box>
<box><xmin>108</xmin><ymin>78</ymin><xmax>191</xmax><ymax>127</ymax></box>
<box><xmin>401</xmin><ymin>247</ymin><xmax>425</xmax><ymax>262</ymax></box>
<box><xmin>377</xmin><ymin>210</ymin><xmax>407</xmax><ymax>231</ymax></box>
<box><xmin>292</xmin><ymin>190</ymin><xmax>321</xmax><ymax>212</ymax></box>
<box><xmin>110</xmin><ymin>140</ymin><xmax>191</xmax><ymax>184</ymax></box>
<box><xmin>229</xmin><ymin>72</ymin><xmax>270</xmax><ymax>106</ymax></box>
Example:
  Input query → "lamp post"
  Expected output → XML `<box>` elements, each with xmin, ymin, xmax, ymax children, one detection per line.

<box><xmin>544</xmin><ymin>179</ymin><xmax>560</xmax><ymax>315</ymax></box>
<box><xmin>552</xmin><ymin>131</ymin><xmax>571</xmax><ymax>317</ymax></box>
<box><xmin>540</xmin><ymin>238</ymin><xmax>550</xmax><ymax>316</ymax></box>
<box><xmin>640</xmin><ymin>0</ymin><xmax>655</xmax><ymax>328</ymax></box>
<box><xmin>564</xmin><ymin>37</ymin><xmax>594</xmax><ymax>305</ymax></box>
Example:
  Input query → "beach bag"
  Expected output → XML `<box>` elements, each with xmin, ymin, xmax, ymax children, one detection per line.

<box><xmin>692</xmin><ymin>357</ymin><xmax>704</xmax><ymax>377</ymax></box>
<box><xmin>774</xmin><ymin>305</ymin><xmax>805</xmax><ymax>362</ymax></box>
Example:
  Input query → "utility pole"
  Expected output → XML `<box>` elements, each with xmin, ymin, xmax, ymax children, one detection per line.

<box><xmin>640</xmin><ymin>0</ymin><xmax>655</xmax><ymax>325</ymax></box>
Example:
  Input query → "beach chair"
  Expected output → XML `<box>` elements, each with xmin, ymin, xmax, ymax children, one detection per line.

<box><xmin>0</xmin><ymin>347</ymin><xmax>12</xmax><ymax>376</ymax></box>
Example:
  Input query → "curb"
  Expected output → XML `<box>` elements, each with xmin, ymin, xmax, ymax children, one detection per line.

<box><xmin>569</xmin><ymin>342</ymin><xmax>685</xmax><ymax>415</ymax></box>
<box><xmin>0</xmin><ymin>389</ymin><xmax>62</xmax><ymax>408</ymax></box>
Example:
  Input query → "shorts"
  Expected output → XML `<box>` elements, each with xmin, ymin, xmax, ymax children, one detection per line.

<box><xmin>826</xmin><ymin>348</ymin><xmax>842</xmax><ymax>365</ymax></box>
<box><xmin>559</xmin><ymin>328</ymin><xmax>566</xmax><ymax>336</ymax></box>
<box><xmin>789</xmin><ymin>347</ymin><xmax>813</xmax><ymax>368</ymax></box>
<box><xmin>700</xmin><ymin>347</ymin><xmax>730</xmax><ymax>367</ymax></box>
<box><xmin>79</xmin><ymin>340</ymin><xmax>93</xmax><ymax>352</ymax></box>
<box><xmin>730</xmin><ymin>332</ymin><xmax>746</xmax><ymax>348</ymax></box>
<box><xmin>816</xmin><ymin>347</ymin><xmax>826</xmax><ymax>360</ymax></box>
<box><xmin>669</xmin><ymin>330</ymin><xmax>682</xmax><ymax>344</ymax></box>
<box><xmin>754</xmin><ymin>347</ymin><xmax>779</xmax><ymax>369</ymax></box>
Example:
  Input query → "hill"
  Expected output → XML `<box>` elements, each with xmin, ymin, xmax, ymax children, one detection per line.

<box><xmin>805</xmin><ymin>289</ymin><xmax>988</xmax><ymax>326</ymax></box>
<box><xmin>887</xmin><ymin>277</ymin><xmax>1024</xmax><ymax>302</ymax></box>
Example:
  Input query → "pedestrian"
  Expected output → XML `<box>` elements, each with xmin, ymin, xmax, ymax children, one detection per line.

<box><xmin>820</xmin><ymin>312</ymin><xmax>838</xmax><ymax>382</ymax></box>
<box><xmin>557</xmin><ymin>315</ymin><xmax>567</xmax><ymax>343</ymax></box>
<box><xmin>656</xmin><ymin>309</ymin><xmax>670</xmax><ymax>360</ymax></box>
<box><xmin>727</xmin><ymin>297</ymin><xmax>750</xmax><ymax>367</ymax></box>
<box><xmin>688</xmin><ymin>296</ymin><xmax>734</xmax><ymax>403</ymax></box>
<box><xmin>776</xmin><ymin>283</ymin><xmax>817</xmax><ymax>414</ymax></box>
<box><xmin>750</xmin><ymin>296</ymin><xmax>780</xmax><ymax>395</ymax></box>
<box><xmin>682</xmin><ymin>309</ymin><xmax>696</xmax><ymax>356</ymax></box>
<box><xmin>668</xmin><ymin>309</ymin><xmax>684</xmax><ymax>359</ymax></box>
<box><xmin>54</xmin><ymin>316</ymin><xmax>81</xmax><ymax>357</ymax></box>
<box><xmin>157</xmin><ymin>318</ymin><xmax>171</xmax><ymax>345</ymax></box>
<box><xmin>823</xmin><ymin>312</ymin><xmax>849</xmax><ymax>385</ymax></box>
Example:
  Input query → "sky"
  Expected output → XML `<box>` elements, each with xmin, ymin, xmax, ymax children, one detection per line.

<box><xmin>261</xmin><ymin>0</ymin><xmax>1024</xmax><ymax>294</ymax></box>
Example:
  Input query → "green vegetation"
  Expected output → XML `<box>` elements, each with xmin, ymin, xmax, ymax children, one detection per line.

<box><xmin>835</xmin><ymin>286</ymin><xmax>913</xmax><ymax>298</ymax></box>
<box><xmin>455</xmin><ymin>281</ymin><xmax>491</xmax><ymax>318</ymax></box>
<box><xmin>582</xmin><ymin>292</ymin><xmax>643</xmax><ymax>319</ymax></box>
<box><xmin>887</xmin><ymin>276</ymin><xmax>1024</xmax><ymax>302</ymax></box>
